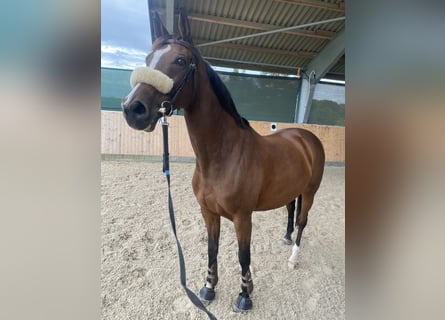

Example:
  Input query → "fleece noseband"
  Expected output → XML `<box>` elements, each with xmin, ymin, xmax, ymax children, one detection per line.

<box><xmin>130</xmin><ymin>67</ymin><xmax>174</xmax><ymax>94</ymax></box>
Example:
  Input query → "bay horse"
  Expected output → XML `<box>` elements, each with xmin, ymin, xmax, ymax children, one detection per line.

<box><xmin>121</xmin><ymin>11</ymin><xmax>325</xmax><ymax>313</ymax></box>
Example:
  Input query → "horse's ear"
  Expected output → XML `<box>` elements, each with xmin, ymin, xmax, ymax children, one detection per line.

<box><xmin>151</xmin><ymin>11</ymin><xmax>170</xmax><ymax>40</ymax></box>
<box><xmin>178</xmin><ymin>7</ymin><xmax>193</xmax><ymax>44</ymax></box>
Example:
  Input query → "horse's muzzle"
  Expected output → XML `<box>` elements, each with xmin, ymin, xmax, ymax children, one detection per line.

<box><xmin>122</xmin><ymin>98</ymin><xmax>154</xmax><ymax>131</ymax></box>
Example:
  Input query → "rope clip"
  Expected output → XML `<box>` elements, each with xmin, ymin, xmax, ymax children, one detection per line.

<box><xmin>159</xmin><ymin>100</ymin><xmax>174</xmax><ymax>125</ymax></box>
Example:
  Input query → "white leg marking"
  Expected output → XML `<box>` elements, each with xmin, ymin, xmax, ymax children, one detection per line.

<box><xmin>205</xmin><ymin>281</ymin><xmax>213</xmax><ymax>289</ymax></box>
<box><xmin>148</xmin><ymin>45</ymin><xmax>171</xmax><ymax>69</ymax></box>
<box><xmin>288</xmin><ymin>244</ymin><xmax>300</xmax><ymax>269</ymax></box>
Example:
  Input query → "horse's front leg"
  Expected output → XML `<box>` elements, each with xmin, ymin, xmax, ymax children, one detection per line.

<box><xmin>233</xmin><ymin>213</ymin><xmax>254</xmax><ymax>312</ymax></box>
<box><xmin>198</xmin><ymin>208</ymin><xmax>220</xmax><ymax>304</ymax></box>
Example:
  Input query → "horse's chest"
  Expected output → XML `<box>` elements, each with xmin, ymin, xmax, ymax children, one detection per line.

<box><xmin>193</xmin><ymin>177</ymin><xmax>249</xmax><ymax>216</ymax></box>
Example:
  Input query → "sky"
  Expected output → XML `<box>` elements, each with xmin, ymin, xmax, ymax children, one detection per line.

<box><xmin>101</xmin><ymin>0</ymin><xmax>152</xmax><ymax>69</ymax></box>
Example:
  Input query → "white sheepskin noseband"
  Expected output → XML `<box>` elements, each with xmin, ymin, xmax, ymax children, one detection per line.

<box><xmin>130</xmin><ymin>67</ymin><xmax>174</xmax><ymax>94</ymax></box>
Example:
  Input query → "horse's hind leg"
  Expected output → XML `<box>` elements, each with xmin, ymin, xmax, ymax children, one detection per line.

<box><xmin>198</xmin><ymin>209</ymin><xmax>220</xmax><ymax>304</ymax></box>
<box><xmin>281</xmin><ymin>199</ymin><xmax>295</xmax><ymax>245</ymax></box>
<box><xmin>281</xmin><ymin>196</ymin><xmax>301</xmax><ymax>245</ymax></box>
<box><xmin>288</xmin><ymin>192</ymin><xmax>314</xmax><ymax>269</ymax></box>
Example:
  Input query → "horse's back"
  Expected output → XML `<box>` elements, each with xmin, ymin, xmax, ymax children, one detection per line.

<box><xmin>263</xmin><ymin>127</ymin><xmax>325</xmax><ymax>165</ymax></box>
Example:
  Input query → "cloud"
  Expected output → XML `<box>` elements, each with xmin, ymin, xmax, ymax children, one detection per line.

<box><xmin>101</xmin><ymin>42</ymin><xmax>148</xmax><ymax>69</ymax></box>
<box><xmin>101</xmin><ymin>0</ymin><xmax>151</xmax><ymax>68</ymax></box>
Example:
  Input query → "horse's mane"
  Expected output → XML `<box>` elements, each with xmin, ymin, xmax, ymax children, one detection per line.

<box><xmin>203</xmin><ymin>61</ymin><xmax>250</xmax><ymax>129</ymax></box>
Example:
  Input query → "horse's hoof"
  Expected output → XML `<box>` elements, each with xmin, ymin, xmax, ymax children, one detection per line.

<box><xmin>280</xmin><ymin>237</ymin><xmax>292</xmax><ymax>245</ymax></box>
<box><xmin>233</xmin><ymin>293</ymin><xmax>253</xmax><ymax>313</ymax></box>
<box><xmin>198</xmin><ymin>286</ymin><xmax>215</xmax><ymax>304</ymax></box>
<box><xmin>288</xmin><ymin>261</ymin><xmax>297</xmax><ymax>270</ymax></box>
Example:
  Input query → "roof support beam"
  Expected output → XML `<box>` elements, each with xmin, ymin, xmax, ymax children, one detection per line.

<box><xmin>188</xmin><ymin>13</ymin><xmax>335</xmax><ymax>40</ymax></box>
<box><xmin>305</xmin><ymin>27</ymin><xmax>344</xmax><ymax>81</ymax></box>
<box><xmin>274</xmin><ymin>0</ymin><xmax>345</xmax><ymax>13</ymax></box>
<box><xmin>295</xmin><ymin>28</ymin><xmax>344</xmax><ymax>123</ymax></box>
<box><xmin>196</xmin><ymin>40</ymin><xmax>317</xmax><ymax>59</ymax></box>
<box><xmin>197</xmin><ymin>16</ymin><xmax>345</xmax><ymax>47</ymax></box>
<box><xmin>204</xmin><ymin>56</ymin><xmax>304</xmax><ymax>74</ymax></box>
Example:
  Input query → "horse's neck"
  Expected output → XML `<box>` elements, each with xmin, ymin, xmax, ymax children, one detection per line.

<box><xmin>183</xmin><ymin>91</ymin><xmax>246</xmax><ymax>168</ymax></box>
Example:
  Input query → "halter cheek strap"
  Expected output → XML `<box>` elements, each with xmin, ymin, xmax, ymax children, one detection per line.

<box><xmin>168</xmin><ymin>62</ymin><xmax>196</xmax><ymax>105</ymax></box>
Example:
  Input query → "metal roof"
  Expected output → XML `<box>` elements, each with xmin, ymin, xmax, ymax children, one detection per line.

<box><xmin>148</xmin><ymin>0</ymin><xmax>345</xmax><ymax>80</ymax></box>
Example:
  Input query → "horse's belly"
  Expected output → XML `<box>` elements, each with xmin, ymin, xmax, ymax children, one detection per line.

<box><xmin>254</xmin><ymin>191</ymin><xmax>299</xmax><ymax>211</ymax></box>
<box><xmin>255</xmin><ymin>171</ymin><xmax>310</xmax><ymax>211</ymax></box>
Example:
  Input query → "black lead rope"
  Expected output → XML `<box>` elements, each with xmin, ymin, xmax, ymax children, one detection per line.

<box><xmin>161</xmin><ymin>118</ymin><xmax>217</xmax><ymax>320</ymax></box>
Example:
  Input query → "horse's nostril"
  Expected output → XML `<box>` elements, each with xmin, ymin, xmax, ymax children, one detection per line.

<box><xmin>131</xmin><ymin>101</ymin><xmax>147</xmax><ymax>115</ymax></box>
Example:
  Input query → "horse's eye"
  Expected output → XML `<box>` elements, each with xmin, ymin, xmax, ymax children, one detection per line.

<box><xmin>174</xmin><ymin>57</ymin><xmax>186</xmax><ymax>67</ymax></box>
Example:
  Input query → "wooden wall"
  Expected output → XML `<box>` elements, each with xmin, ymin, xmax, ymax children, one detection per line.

<box><xmin>101</xmin><ymin>111</ymin><xmax>344</xmax><ymax>163</ymax></box>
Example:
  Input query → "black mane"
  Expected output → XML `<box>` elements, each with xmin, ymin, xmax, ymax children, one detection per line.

<box><xmin>203</xmin><ymin>61</ymin><xmax>250</xmax><ymax>129</ymax></box>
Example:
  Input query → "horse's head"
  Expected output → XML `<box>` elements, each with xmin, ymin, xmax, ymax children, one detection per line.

<box><xmin>122</xmin><ymin>10</ymin><xmax>197</xmax><ymax>132</ymax></box>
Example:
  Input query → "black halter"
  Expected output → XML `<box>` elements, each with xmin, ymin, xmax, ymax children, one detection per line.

<box><xmin>159</xmin><ymin>38</ymin><xmax>198</xmax><ymax>114</ymax></box>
